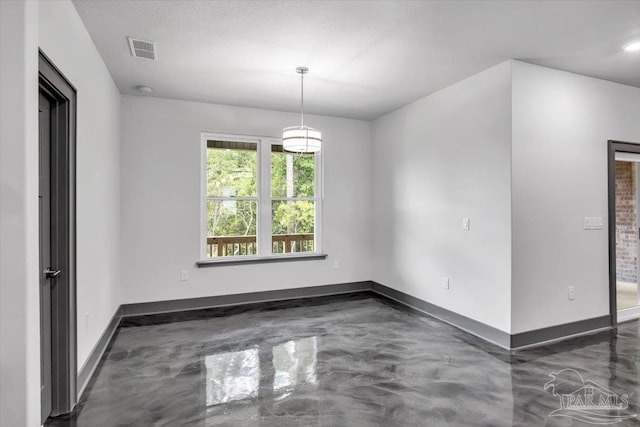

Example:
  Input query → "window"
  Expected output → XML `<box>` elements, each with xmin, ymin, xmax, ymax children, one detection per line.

<box><xmin>271</xmin><ymin>145</ymin><xmax>316</xmax><ymax>254</ymax></box>
<box><xmin>205</xmin><ymin>140</ymin><xmax>258</xmax><ymax>257</ymax></box>
<box><xmin>202</xmin><ymin>133</ymin><xmax>322</xmax><ymax>260</ymax></box>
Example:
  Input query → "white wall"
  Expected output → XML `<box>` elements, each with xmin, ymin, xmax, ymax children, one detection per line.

<box><xmin>511</xmin><ymin>61</ymin><xmax>640</xmax><ymax>333</ymax></box>
<box><xmin>39</xmin><ymin>0</ymin><xmax>121</xmax><ymax>371</ymax></box>
<box><xmin>0</xmin><ymin>1</ymin><xmax>40</xmax><ymax>425</ymax></box>
<box><xmin>119</xmin><ymin>96</ymin><xmax>371</xmax><ymax>304</ymax></box>
<box><xmin>371</xmin><ymin>62</ymin><xmax>513</xmax><ymax>333</ymax></box>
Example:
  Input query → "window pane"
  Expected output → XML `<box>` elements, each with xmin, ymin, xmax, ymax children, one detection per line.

<box><xmin>272</xmin><ymin>200</ymin><xmax>314</xmax><ymax>254</ymax></box>
<box><xmin>207</xmin><ymin>142</ymin><xmax>257</xmax><ymax>197</ymax></box>
<box><xmin>271</xmin><ymin>146</ymin><xmax>315</xmax><ymax>198</ymax></box>
<box><xmin>207</xmin><ymin>200</ymin><xmax>257</xmax><ymax>257</ymax></box>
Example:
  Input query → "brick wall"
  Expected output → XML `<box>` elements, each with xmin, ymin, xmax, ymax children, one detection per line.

<box><xmin>616</xmin><ymin>161</ymin><xmax>638</xmax><ymax>283</ymax></box>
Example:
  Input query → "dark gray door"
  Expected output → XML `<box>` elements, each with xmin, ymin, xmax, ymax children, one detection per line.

<box><xmin>38</xmin><ymin>52</ymin><xmax>78</xmax><ymax>416</ymax></box>
<box><xmin>39</xmin><ymin>51</ymin><xmax>78</xmax><ymax>416</ymax></box>
<box><xmin>39</xmin><ymin>92</ymin><xmax>53</xmax><ymax>422</ymax></box>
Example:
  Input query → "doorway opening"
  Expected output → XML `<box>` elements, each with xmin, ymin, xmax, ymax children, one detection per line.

<box><xmin>609</xmin><ymin>141</ymin><xmax>640</xmax><ymax>325</ymax></box>
<box><xmin>38</xmin><ymin>51</ymin><xmax>77</xmax><ymax>422</ymax></box>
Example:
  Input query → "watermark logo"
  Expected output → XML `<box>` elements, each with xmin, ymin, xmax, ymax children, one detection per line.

<box><xmin>544</xmin><ymin>368</ymin><xmax>636</xmax><ymax>425</ymax></box>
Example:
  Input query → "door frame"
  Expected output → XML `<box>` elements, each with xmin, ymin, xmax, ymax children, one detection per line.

<box><xmin>38</xmin><ymin>50</ymin><xmax>77</xmax><ymax>416</ymax></box>
<box><xmin>607</xmin><ymin>140</ymin><xmax>640</xmax><ymax>326</ymax></box>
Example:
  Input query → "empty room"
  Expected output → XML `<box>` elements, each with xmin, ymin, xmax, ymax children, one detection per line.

<box><xmin>2</xmin><ymin>0</ymin><xmax>640</xmax><ymax>426</ymax></box>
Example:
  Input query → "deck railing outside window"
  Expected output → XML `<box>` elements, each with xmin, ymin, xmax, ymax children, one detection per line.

<box><xmin>207</xmin><ymin>233</ymin><xmax>314</xmax><ymax>257</ymax></box>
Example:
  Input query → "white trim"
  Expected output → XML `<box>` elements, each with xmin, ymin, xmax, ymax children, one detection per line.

<box><xmin>315</xmin><ymin>150</ymin><xmax>323</xmax><ymax>253</ymax></box>
<box><xmin>618</xmin><ymin>305</ymin><xmax>640</xmax><ymax>323</ymax></box>
<box><xmin>270</xmin><ymin>197</ymin><xmax>316</xmax><ymax>201</ymax></box>
<box><xmin>206</xmin><ymin>197</ymin><xmax>259</xmax><ymax>201</ymax></box>
<box><xmin>258</xmin><ymin>137</ymin><xmax>271</xmax><ymax>255</ymax></box>
<box><xmin>200</xmin><ymin>133</ymin><xmax>208</xmax><ymax>260</ymax></box>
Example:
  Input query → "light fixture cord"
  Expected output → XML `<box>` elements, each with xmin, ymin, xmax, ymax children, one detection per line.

<box><xmin>300</xmin><ymin>70</ymin><xmax>304</xmax><ymax>127</ymax></box>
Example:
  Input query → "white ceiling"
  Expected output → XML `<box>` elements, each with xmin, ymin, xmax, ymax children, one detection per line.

<box><xmin>72</xmin><ymin>0</ymin><xmax>640</xmax><ymax>121</ymax></box>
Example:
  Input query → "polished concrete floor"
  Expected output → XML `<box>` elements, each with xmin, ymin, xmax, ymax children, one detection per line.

<box><xmin>47</xmin><ymin>293</ymin><xmax>640</xmax><ymax>426</ymax></box>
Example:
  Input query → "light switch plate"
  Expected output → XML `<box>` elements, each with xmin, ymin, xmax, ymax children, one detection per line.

<box><xmin>584</xmin><ymin>217</ymin><xmax>593</xmax><ymax>230</ymax></box>
<box><xmin>463</xmin><ymin>218</ymin><xmax>470</xmax><ymax>231</ymax></box>
<box><xmin>593</xmin><ymin>217</ymin><xmax>603</xmax><ymax>230</ymax></box>
<box><xmin>180</xmin><ymin>270</ymin><xmax>189</xmax><ymax>281</ymax></box>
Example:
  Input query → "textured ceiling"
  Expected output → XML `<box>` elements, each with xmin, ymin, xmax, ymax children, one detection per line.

<box><xmin>72</xmin><ymin>0</ymin><xmax>640</xmax><ymax>120</ymax></box>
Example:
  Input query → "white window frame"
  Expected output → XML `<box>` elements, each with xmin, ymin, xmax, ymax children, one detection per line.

<box><xmin>200</xmin><ymin>132</ymin><xmax>323</xmax><ymax>261</ymax></box>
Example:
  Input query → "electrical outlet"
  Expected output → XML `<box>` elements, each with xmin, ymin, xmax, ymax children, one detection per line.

<box><xmin>463</xmin><ymin>218</ymin><xmax>470</xmax><ymax>231</ymax></box>
<box><xmin>443</xmin><ymin>277</ymin><xmax>450</xmax><ymax>290</ymax></box>
<box><xmin>584</xmin><ymin>217</ymin><xmax>593</xmax><ymax>230</ymax></box>
<box><xmin>180</xmin><ymin>270</ymin><xmax>189</xmax><ymax>281</ymax></box>
<box><xmin>332</xmin><ymin>260</ymin><xmax>340</xmax><ymax>270</ymax></box>
<box><xmin>568</xmin><ymin>286</ymin><xmax>575</xmax><ymax>301</ymax></box>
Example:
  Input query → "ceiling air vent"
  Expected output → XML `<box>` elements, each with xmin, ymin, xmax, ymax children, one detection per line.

<box><xmin>127</xmin><ymin>37</ymin><xmax>157</xmax><ymax>61</ymax></box>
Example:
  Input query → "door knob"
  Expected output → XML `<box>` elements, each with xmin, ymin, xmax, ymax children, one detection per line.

<box><xmin>44</xmin><ymin>269</ymin><xmax>61</xmax><ymax>278</ymax></box>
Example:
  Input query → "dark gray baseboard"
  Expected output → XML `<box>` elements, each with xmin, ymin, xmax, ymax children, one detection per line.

<box><xmin>510</xmin><ymin>315</ymin><xmax>612</xmax><ymax>349</ymax></box>
<box><xmin>77</xmin><ymin>308</ymin><xmax>122</xmax><ymax>397</ymax></box>
<box><xmin>370</xmin><ymin>282</ymin><xmax>614</xmax><ymax>350</ymax></box>
<box><xmin>120</xmin><ymin>281</ymin><xmax>372</xmax><ymax>317</ymax></box>
<box><xmin>76</xmin><ymin>280</ymin><xmax>614</xmax><ymax>399</ymax></box>
<box><xmin>371</xmin><ymin>282</ymin><xmax>512</xmax><ymax>349</ymax></box>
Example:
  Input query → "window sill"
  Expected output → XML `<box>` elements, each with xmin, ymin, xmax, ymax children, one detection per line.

<box><xmin>196</xmin><ymin>253</ymin><xmax>328</xmax><ymax>267</ymax></box>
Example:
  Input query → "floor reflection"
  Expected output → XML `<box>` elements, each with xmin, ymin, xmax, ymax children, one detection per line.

<box><xmin>204</xmin><ymin>337</ymin><xmax>318</xmax><ymax>407</ymax></box>
<box><xmin>205</xmin><ymin>348</ymin><xmax>260</xmax><ymax>406</ymax></box>
<box><xmin>273</xmin><ymin>337</ymin><xmax>318</xmax><ymax>396</ymax></box>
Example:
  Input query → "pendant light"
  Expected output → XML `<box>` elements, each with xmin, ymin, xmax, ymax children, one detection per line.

<box><xmin>283</xmin><ymin>67</ymin><xmax>322</xmax><ymax>153</ymax></box>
